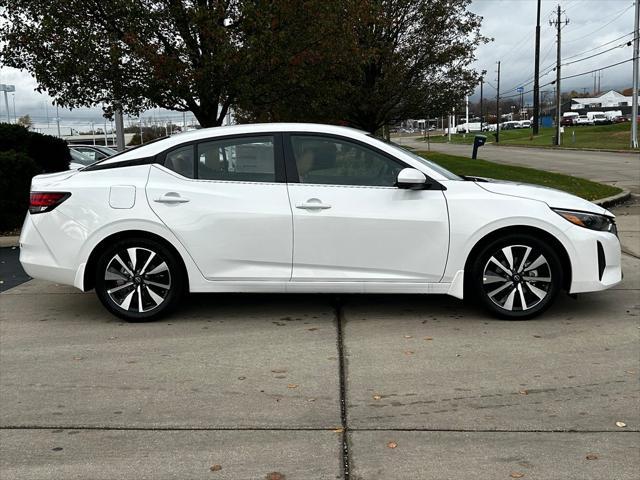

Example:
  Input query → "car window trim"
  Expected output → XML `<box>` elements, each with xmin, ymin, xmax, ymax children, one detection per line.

<box><xmin>282</xmin><ymin>132</ymin><xmax>444</xmax><ymax>190</ymax></box>
<box><xmin>155</xmin><ymin>132</ymin><xmax>286</xmax><ymax>183</ymax></box>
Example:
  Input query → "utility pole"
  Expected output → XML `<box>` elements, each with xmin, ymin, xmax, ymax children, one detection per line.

<box><xmin>496</xmin><ymin>61</ymin><xmax>501</xmax><ymax>143</ymax></box>
<box><xmin>550</xmin><ymin>4</ymin><xmax>569</xmax><ymax>146</ymax></box>
<box><xmin>632</xmin><ymin>0</ymin><xmax>639</xmax><ymax>148</ymax></box>
<box><xmin>139</xmin><ymin>117</ymin><xmax>144</xmax><ymax>145</ymax></box>
<box><xmin>479</xmin><ymin>74</ymin><xmax>485</xmax><ymax>125</ymax></box>
<box><xmin>533</xmin><ymin>0</ymin><xmax>542</xmax><ymax>134</ymax></box>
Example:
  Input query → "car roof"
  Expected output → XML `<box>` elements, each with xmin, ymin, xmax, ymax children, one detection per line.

<box><xmin>99</xmin><ymin>123</ymin><xmax>370</xmax><ymax>165</ymax></box>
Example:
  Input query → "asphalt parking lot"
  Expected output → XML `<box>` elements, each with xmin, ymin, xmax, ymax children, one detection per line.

<box><xmin>1</xmin><ymin>203</ymin><xmax>639</xmax><ymax>479</ymax></box>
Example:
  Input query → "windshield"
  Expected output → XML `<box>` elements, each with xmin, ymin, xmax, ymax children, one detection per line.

<box><xmin>382</xmin><ymin>140</ymin><xmax>462</xmax><ymax>180</ymax></box>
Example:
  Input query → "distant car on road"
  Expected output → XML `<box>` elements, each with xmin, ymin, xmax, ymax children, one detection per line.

<box><xmin>613</xmin><ymin>116</ymin><xmax>629</xmax><ymax>123</ymax></box>
<box><xmin>575</xmin><ymin>115</ymin><xmax>594</xmax><ymax>126</ymax></box>
<box><xmin>20</xmin><ymin>123</ymin><xmax>622</xmax><ymax>321</ymax></box>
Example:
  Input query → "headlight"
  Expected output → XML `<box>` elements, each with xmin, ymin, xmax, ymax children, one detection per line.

<box><xmin>553</xmin><ymin>208</ymin><xmax>617</xmax><ymax>234</ymax></box>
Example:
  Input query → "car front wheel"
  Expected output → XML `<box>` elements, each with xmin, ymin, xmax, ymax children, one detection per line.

<box><xmin>95</xmin><ymin>237</ymin><xmax>184</xmax><ymax>321</ymax></box>
<box><xmin>470</xmin><ymin>234</ymin><xmax>563</xmax><ymax>319</ymax></box>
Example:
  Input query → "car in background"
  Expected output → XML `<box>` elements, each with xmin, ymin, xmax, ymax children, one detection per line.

<box><xmin>69</xmin><ymin>145</ymin><xmax>117</xmax><ymax>163</ymax></box>
<box><xmin>561</xmin><ymin>116</ymin><xmax>576</xmax><ymax>126</ymax></box>
<box><xmin>69</xmin><ymin>149</ymin><xmax>96</xmax><ymax>170</ymax></box>
<box><xmin>613</xmin><ymin>116</ymin><xmax>630</xmax><ymax>124</ymax></box>
<box><xmin>19</xmin><ymin>123</ymin><xmax>621</xmax><ymax>322</ymax></box>
<box><xmin>588</xmin><ymin>112</ymin><xmax>609</xmax><ymax>125</ymax></box>
<box><xmin>518</xmin><ymin>120</ymin><xmax>531</xmax><ymax>129</ymax></box>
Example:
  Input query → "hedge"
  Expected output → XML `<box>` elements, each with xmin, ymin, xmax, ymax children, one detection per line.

<box><xmin>0</xmin><ymin>124</ymin><xmax>71</xmax><ymax>172</ymax></box>
<box><xmin>0</xmin><ymin>123</ymin><xmax>71</xmax><ymax>231</ymax></box>
<box><xmin>0</xmin><ymin>150</ymin><xmax>42</xmax><ymax>231</ymax></box>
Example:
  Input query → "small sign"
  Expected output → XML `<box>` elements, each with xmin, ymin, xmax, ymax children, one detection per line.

<box><xmin>0</xmin><ymin>84</ymin><xmax>15</xmax><ymax>92</ymax></box>
<box><xmin>516</xmin><ymin>86</ymin><xmax>524</xmax><ymax>93</ymax></box>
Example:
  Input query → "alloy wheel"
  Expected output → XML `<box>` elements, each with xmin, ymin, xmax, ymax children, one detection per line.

<box><xmin>481</xmin><ymin>244</ymin><xmax>552</xmax><ymax>312</ymax></box>
<box><xmin>104</xmin><ymin>247</ymin><xmax>172</xmax><ymax>313</ymax></box>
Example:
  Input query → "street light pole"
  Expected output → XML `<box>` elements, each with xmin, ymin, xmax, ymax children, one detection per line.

<box><xmin>496</xmin><ymin>61</ymin><xmax>501</xmax><ymax>143</ymax></box>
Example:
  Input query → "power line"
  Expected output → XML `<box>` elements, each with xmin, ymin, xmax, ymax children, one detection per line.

<box><xmin>562</xmin><ymin>31</ymin><xmax>635</xmax><ymax>61</ymax></box>
<box><xmin>561</xmin><ymin>37</ymin><xmax>635</xmax><ymax>67</ymax></box>
<box><xmin>563</xmin><ymin>2</ymin><xmax>634</xmax><ymax>44</ymax></box>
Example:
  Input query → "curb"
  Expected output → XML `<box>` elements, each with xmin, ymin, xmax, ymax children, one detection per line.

<box><xmin>0</xmin><ymin>236</ymin><xmax>19</xmax><ymax>248</ymax></box>
<box><xmin>593</xmin><ymin>189</ymin><xmax>632</xmax><ymax>208</ymax></box>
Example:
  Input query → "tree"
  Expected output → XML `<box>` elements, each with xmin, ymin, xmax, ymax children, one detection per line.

<box><xmin>17</xmin><ymin>115</ymin><xmax>33</xmax><ymax>128</ymax></box>
<box><xmin>1</xmin><ymin>0</ymin><xmax>253</xmax><ymax>127</ymax></box>
<box><xmin>342</xmin><ymin>0</ymin><xmax>487</xmax><ymax>133</ymax></box>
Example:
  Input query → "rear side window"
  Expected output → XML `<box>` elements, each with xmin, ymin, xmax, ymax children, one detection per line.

<box><xmin>164</xmin><ymin>145</ymin><xmax>195</xmax><ymax>178</ymax></box>
<box><xmin>197</xmin><ymin>136</ymin><xmax>275</xmax><ymax>182</ymax></box>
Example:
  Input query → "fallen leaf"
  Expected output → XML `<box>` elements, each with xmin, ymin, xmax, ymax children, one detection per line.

<box><xmin>373</xmin><ymin>394</ymin><xmax>382</xmax><ymax>400</ymax></box>
<box><xmin>73</xmin><ymin>356</ymin><xmax>83</xmax><ymax>361</ymax></box>
<box><xmin>387</xmin><ymin>441</ymin><xmax>397</xmax><ymax>449</ymax></box>
<box><xmin>287</xmin><ymin>384</ymin><xmax>298</xmax><ymax>389</ymax></box>
<box><xmin>333</xmin><ymin>427</ymin><xmax>344</xmax><ymax>433</ymax></box>
<box><xmin>510</xmin><ymin>472</ymin><xmax>525</xmax><ymax>479</ymax></box>
<box><xmin>265</xmin><ymin>473</ymin><xmax>285</xmax><ymax>480</ymax></box>
<box><xmin>210</xmin><ymin>464</ymin><xmax>222</xmax><ymax>472</ymax></box>
<box><xmin>585</xmin><ymin>453</ymin><xmax>598</xmax><ymax>460</ymax></box>
<box><xmin>616</xmin><ymin>421</ymin><xmax>627</xmax><ymax>428</ymax></box>
<box><xmin>307</xmin><ymin>327</ymin><xmax>318</xmax><ymax>331</ymax></box>
<box><xmin>307</xmin><ymin>398</ymin><xmax>316</xmax><ymax>402</ymax></box>
<box><xmin>238</xmin><ymin>376</ymin><xmax>246</xmax><ymax>380</ymax></box>
<box><xmin>625</xmin><ymin>370</ymin><xmax>635</xmax><ymax>374</ymax></box>
<box><xmin>108</xmin><ymin>336</ymin><xmax>117</xmax><ymax>340</ymax></box>
<box><xmin>271</xmin><ymin>369</ymin><xmax>287</xmax><ymax>374</ymax></box>
<box><xmin>404</xmin><ymin>335</ymin><xmax>413</xmax><ymax>339</ymax></box>
<box><xmin>404</xmin><ymin>350</ymin><xmax>414</xmax><ymax>356</ymax></box>
<box><xmin>519</xmin><ymin>389</ymin><xmax>528</xmax><ymax>396</ymax></box>
<box><xmin>424</xmin><ymin>336</ymin><xmax>433</xmax><ymax>341</ymax></box>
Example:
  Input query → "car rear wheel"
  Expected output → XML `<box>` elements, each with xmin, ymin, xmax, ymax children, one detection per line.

<box><xmin>470</xmin><ymin>234</ymin><xmax>563</xmax><ymax>319</ymax></box>
<box><xmin>95</xmin><ymin>237</ymin><xmax>184</xmax><ymax>321</ymax></box>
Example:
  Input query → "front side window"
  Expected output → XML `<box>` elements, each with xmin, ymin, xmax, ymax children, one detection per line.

<box><xmin>290</xmin><ymin>135</ymin><xmax>403</xmax><ymax>186</ymax></box>
<box><xmin>197</xmin><ymin>136</ymin><xmax>275</xmax><ymax>182</ymax></box>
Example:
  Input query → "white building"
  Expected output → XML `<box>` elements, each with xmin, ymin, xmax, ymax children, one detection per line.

<box><xmin>570</xmin><ymin>90</ymin><xmax>637</xmax><ymax>110</ymax></box>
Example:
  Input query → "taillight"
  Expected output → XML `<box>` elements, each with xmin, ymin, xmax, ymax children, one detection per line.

<box><xmin>29</xmin><ymin>192</ymin><xmax>71</xmax><ymax>214</ymax></box>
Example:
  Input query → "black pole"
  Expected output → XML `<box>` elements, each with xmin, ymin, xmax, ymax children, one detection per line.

<box><xmin>533</xmin><ymin>0</ymin><xmax>541</xmax><ymax>134</ymax></box>
<box><xmin>480</xmin><ymin>76</ymin><xmax>484</xmax><ymax>124</ymax></box>
<box><xmin>496</xmin><ymin>61</ymin><xmax>501</xmax><ymax>143</ymax></box>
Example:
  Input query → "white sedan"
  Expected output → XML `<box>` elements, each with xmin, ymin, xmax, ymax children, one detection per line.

<box><xmin>20</xmin><ymin>123</ymin><xmax>621</xmax><ymax>321</ymax></box>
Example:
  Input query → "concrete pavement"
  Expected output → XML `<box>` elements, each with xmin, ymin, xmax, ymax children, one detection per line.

<box><xmin>1</xmin><ymin>203</ymin><xmax>639</xmax><ymax>479</ymax></box>
<box><xmin>395</xmin><ymin>136</ymin><xmax>640</xmax><ymax>194</ymax></box>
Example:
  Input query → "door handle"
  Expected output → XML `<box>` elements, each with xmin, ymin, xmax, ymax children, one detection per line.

<box><xmin>154</xmin><ymin>192</ymin><xmax>190</xmax><ymax>204</ymax></box>
<box><xmin>296</xmin><ymin>199</ymin><xmax>331</xmax><ymax>210</ymax></box>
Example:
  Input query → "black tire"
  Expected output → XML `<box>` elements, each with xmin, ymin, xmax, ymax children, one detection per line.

<box><xmin>94</xmin><ymin>237</ymin><xmax>184</xmax><ymax>322</ymax></box>
<box><xmin>469</xmin><ymin>233</ymin><xmax>563</xmax><ymax>320</ymax></box>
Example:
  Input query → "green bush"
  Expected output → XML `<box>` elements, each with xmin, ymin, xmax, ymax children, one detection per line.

<box><xmin>0</xmin><ymin>150</ymin><xmax>41</xmax><ymax>231</ymax></box>
<box><xmin>0</xmin><ymin>123</ymin><xmax>70</xmax><ymax>172</ymax></box>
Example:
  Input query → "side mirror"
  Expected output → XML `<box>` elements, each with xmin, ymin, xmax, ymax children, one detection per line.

<box><xmin>396</xmin><ymin>168</ymin><xmax>428</xmax><ymax>190</ymax></box>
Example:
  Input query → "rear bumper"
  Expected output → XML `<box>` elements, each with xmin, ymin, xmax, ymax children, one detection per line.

<box><xmin>19</xmin><ymin>213</ymin><xmax>77</xmax><ymax>286</ymax></box>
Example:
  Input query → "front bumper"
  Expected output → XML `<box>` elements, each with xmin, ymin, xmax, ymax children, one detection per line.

<box><xmin>567</xmin><ymin>225</ymin><xmax>622</xmax><ymax>294</ymax></box>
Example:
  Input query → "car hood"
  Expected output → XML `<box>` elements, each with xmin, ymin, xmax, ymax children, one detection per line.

<box><xmin>471</xmin><ymin>178</ymin><xmax>611</xmax><ymax>216</ymax></box>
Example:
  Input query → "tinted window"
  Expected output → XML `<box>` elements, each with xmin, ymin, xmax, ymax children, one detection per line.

<box><xmin>290</xmin><ymin>135</ymin><xmax>403</xmax><ymax>186</ymax></box>
<box><xmin>164</xmin><ymin>145</ymin><xmax>195</xmax><ymax>178</ymax></box>
<box><xmin>197</xmin><ymin>136</ymin><xmax>275</xmax><ymax>182</ymax></box>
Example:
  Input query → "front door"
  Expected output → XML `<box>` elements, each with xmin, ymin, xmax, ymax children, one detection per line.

<box><xmin>284</xmin><ymin>134</ymin><xmax>449</xmax><ymax>283</ymax></box>
<box><xmin>146</xmin><ymin>134</ymin><xmax>293</xmax><ymax>281</ymax></box>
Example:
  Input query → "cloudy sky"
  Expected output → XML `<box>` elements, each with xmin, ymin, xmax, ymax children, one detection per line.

<box><xmin>0</xmin><ymin>0</ymin><xmax>636</xmax><ymax>128</ymax></box>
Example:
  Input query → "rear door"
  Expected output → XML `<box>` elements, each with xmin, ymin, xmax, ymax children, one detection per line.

<box><xmin>284</xmin><ymin>133</ymin><xmax>449</xmax><ymax>283</ymax></box>
<box><xmin>146</xmin><ymin>133</ymin><xmax>293</xmax><ymax>281</ymax></box>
